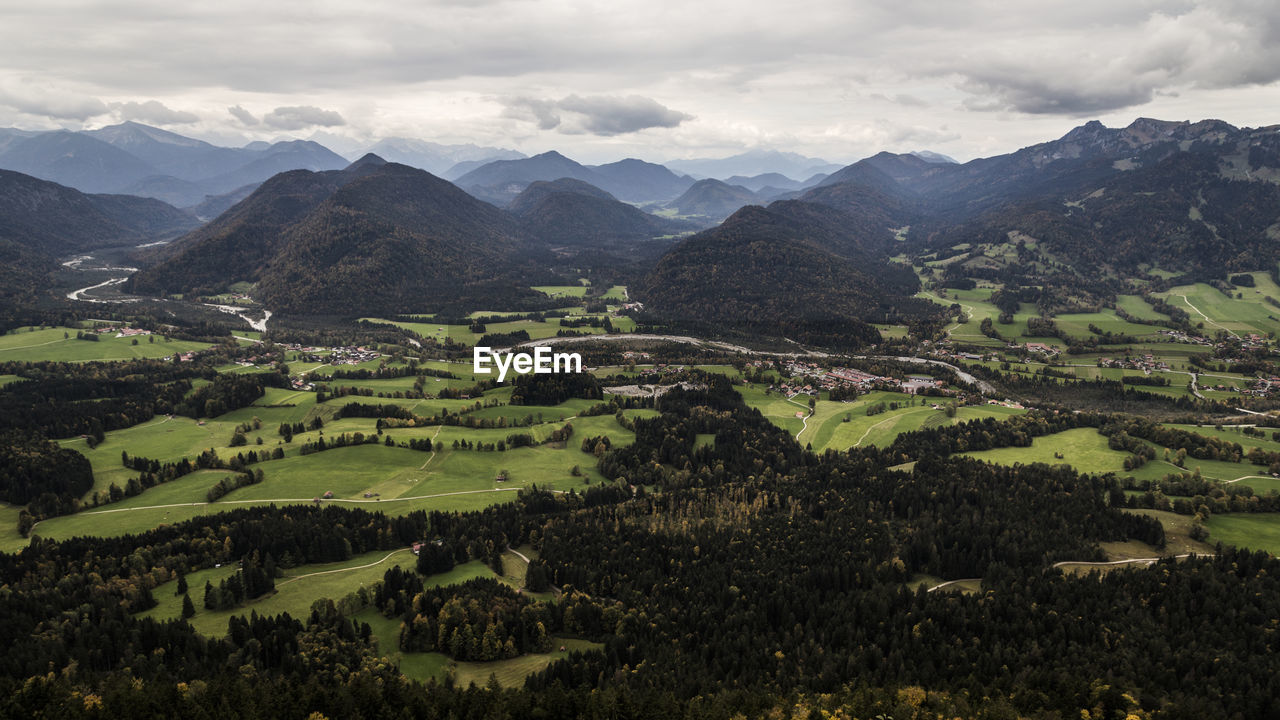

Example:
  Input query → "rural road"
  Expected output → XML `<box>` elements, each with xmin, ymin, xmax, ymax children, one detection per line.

<box><xmin>927</xmin><ymin>578</ymin><xmax>981</xmax><ymax>592</ymax></box>
<box><xmin>275</xmin><ymin>548</ymin><xmax>411</xmax><ymax>588</ymax></box>
<box><xmin>784</xmin><ymin>396</ymin><xmax>812</xmax><ymax>439</ymax></box>
<box><xmin>928</xmin><ymin>553</ymin><xmax>1213</xmax><ymax>592</ymax></box>
<box><xmin>1175</xmin><ymin>294</ymin><xmax>1239</xmax><ymax>338</ymax></box>
<box><xmin>64</xmin><ymin>488</ymin><xmax>531</xmax><ymax>519</ymax></box>
<box><xmin>1050</xmin><ymin>553</ymin><xmax>1208</xmax><ymax>569</ymax></box>
<box><xmin>514</xmin><ymin>334</ymin><xmax>997</xmax><ymax>394</ymax></box>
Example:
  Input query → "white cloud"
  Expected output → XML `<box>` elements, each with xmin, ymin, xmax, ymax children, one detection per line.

<box><xmin>227</xmin><ymin>104</ymin><xmax>258</xmax><ymax>126</ymax></box>
<box><xmin>112</xmin><ymin>99</ymin><xmax>198</xmax><ymax>124</ymax></box>
<box><xmin>0</xmin><ymin>80</ymin><xmax>107</xmax><ymax>120</ymax></box>
<box><xmin>0</xmin><ymin>1</ymin><xmax>1277</xmax><ymax>161</ymax></box>
<box><xmin>262</xmin><ymin>105</ymin><xmax>346</xmax><ymax>130</ymax></box>
<box><xmin>501</xmin><ymin>95</ymin><xmax>692</xmax><ymax>136</ymax></box>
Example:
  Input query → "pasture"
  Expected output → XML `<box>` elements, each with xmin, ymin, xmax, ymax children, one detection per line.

<box><xmin>1155</xmin><ymin>273</ymin><xmax>1280</xmax><ymax>338</ymax></box>
<box><xmin>0</xmin><ymin>326</ymin><xmax>210</xmax><ymax>362</ymax></box>
<box><xmin>38</xmin><ymin>390</ymin><xmax>648</xmax><ymax>541</ymax></box>
<box><xmin>1205</xmin><ymin>513</ymin><xmax>1280</xmax><ymax>556</ymax></box>
<box><xmin>142</xmin><ymin>548</ymin><xmax>424</xmax><ymax>637</ymax></box>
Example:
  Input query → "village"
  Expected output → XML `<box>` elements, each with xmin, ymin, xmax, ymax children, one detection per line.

<box><xmin>767</xmin><ymin>359</ymin><xmax>951</xmax><ymax>398</ymax></box>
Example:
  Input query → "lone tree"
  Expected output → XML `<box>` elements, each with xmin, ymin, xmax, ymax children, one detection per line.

<box><xmin>181</xmin><ymin>593</ymin><xmax>196</xmax><ymax>619</ymax></box>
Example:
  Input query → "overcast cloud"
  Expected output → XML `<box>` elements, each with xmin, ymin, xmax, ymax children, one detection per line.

<box><xmin>0</xmin><ymin>1</ymin><xmax>1277</xmax><ymax>164</ymax></box>
<box><xmin>262</xmin><ymin>105</ymin><xmax>346</xmax><ymax>130</ymax></box>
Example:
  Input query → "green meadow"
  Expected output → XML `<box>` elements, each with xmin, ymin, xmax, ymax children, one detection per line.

<box><xmin>142</xmin><ymin>548</ymin><xmax>424</xmax><ymax>637</ymax></box>
<box><xmin>0</xmin><ymin>326</ymin><xmax>210</xmax><ymax>362</ymax></box>
<box><xmin>37</xmin><ymin>385</ymin><xmax>651</xmax><ymax>541</ymax></box>
<box><xmin>1155</xmin><ymin>273</ymin><xmax>1280</xmax><ymax>338</ymax></box>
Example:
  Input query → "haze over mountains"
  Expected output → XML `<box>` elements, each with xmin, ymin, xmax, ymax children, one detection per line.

<box><xmin>0</xmin><ymin>121</ymin><xmax>852</xmax><ymax>213</ymax></box>
<box><xmin>9</xmin><ymin>116</ymin><xmax>1280</xmax><ymax>346</ymax></box>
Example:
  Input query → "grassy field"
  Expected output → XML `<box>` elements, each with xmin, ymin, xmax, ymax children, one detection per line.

<box><xmin>531</xmin><ymin>285</ymin><xmax>588</xmax><ymax>298</ymax></box>
<box><xmin>916</xmin><ymin>288</ymin><xmax>1040</xmax><ymax>346</ymax></box>
<box><xmin>365</xmin><ymin>317</ymin><xmax>610</xmax><ymax>346</ymax></box>
<box><xmin>790</xmin><ymin>392</ymin><xmax>1021</xmax><ymax>452</ymax></box>
<box><xmin>1205</xmin><ymin>514</ymin><xmax>1280</xmax><ymax>555</ymax></box>
<box><xmin>1155</xmin><ymin>273</ymin><xmax>1280</xmax><ymax>338</ymax></box>
<box><xmin>1169</xmin><ymin>424</ymin><xmax>1280</xmax><ymax>455</ymax></box>
<box><xmin>0</xmin><ymin>326</ymin><xmax>210</xmax><ymax>362</ymax></box>
<box><xmin>37</xmin><ymin>397</ymin><xmax>646</xmax><ymax>540</ymax></box>
<box><xmin>358</xmin><ymin>603</ymin><xmax>600</xmax><ymax>687</ymax></box>
<box><xmin>143</xmin><ymin>548</ymin><xmax>422</xmax><ymax>636</ymax></box>
<box><xmin>960</xmin><ymin>427</ymin><xmax>1261</xmax><ymax>484</ymax></box>
<box><xmin>1115</xmin><ymin>295</ymin><xmax>1167</xmax><ymax>322</ymax></box>
<box><xmin>739</xmin><ymin>384</ymin><xmax>811</xmax><ymax>436</ymax></box>
<box><xmin>0</xmin><ymin>503</ymin><xmax>28</xmax><ymax>554</ymax></box>
<box><xmin>1051</xmin><ymin>310</ymin><xmax>1164</xmax><ymax>340</ymax></box>
<box><xmin>962</xmin><ymin>428</ymin><xmax>1132</xmax><ymax>474</ymax></box>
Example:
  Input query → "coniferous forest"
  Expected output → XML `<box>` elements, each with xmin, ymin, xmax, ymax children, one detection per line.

<box><xmin>2</xmin><ymin>374</ymin><xmax>1278</xmax><ymax>719</ymax></box>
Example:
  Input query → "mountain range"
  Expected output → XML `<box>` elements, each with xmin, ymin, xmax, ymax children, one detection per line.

<box><xmin>0</xmin><ymin>168</ymin><xmax>199</xmax><ymax>304</ymax></box>
<box><xmin>129</xmin><ymin>156</ymin><xmax>547</xmax><ymax>315</ymax></box>
<box><xmin>0</xmin><ymin>122</ymin><xmax>350</xmax><ymax>207</ymax></box>
<box><xmin>453</xmin><ymin>151</ymin><xmax>697</xmax><ymax>206</ymax></box>
<box><xmin>7</xmin><ymin>115</ymin><xmax>1280</xmax><ymax>347</ymax></box>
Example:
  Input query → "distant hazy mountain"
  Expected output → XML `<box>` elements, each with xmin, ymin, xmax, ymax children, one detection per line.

<box><xmin>85</xmin><ymin>121</ymin><xmax>246</xmax><ymax>179</ymax></box>
<box><xmin>0</xmin><ymin>131</ymin><xmax>158</xmax><ymax>194</ymax></box>
<box><xmin>667</xmin><ymin>179</ymin><xmax>761</xmax><ymax>222</ymax></box>
<box><xmin>0</xmin><ymin>123</ymin><xmax>349</xmax><ymax>207</ymax></box>
<box><xmin>587</xmin><ymin>158</ymin><xmax>694</xmax><ymax>203</ymax></box>
<box><xmin>722</xmin><ymin>172</ymin><xmax>822</xmax><ymax>193</ymax></box>
<box><xmin>910</xmin><ymin>150</ymin><xmax>958</xmax><ymax>164</ymax></box>
<box><xmin>195</xmin><ymin>140</ymin><xmax>348</xmax><ymax>196</ymax></box>
<box><xmin>0</xmin><ymin>128</ymin><xmax>40</xmax><ymax>154</ymax></box>
<box><xmin>0</xmin><ymin>169</ymin><xmax>197</xmax><ymax>304</ymax></box>
<box><xmin>186</xmin><ymin>183</ymin><xmax>261</xmax><ymax>221</ymax></box>
<box><xmin>455</xmin><ymin>151</ymin><xmax>694</xmax><ymax>205</ymax></box>
<box><xmin>0</xmin><ymin>169</ymin><xmax>196</xmax><ymax>256</ymax></box>
<box><xmin>510</xmin><ymin>178</ymin><xmax>696</xmax><ymax>248</ymax></box>
<box><xmin>665</xmin><ymin>149</ymin><xmax>843</xmax><ymax>181</ymax></box>
<box><xmin>132</xmin><ymin>159</ymin><xmax>541</xmax><ymax>315</ymax></box>
<box><xmin>454</xmin><ymin>151</ymin><xmax>609</xmax><ymax>206</ymax></box>
<box><xmin>359</xmin><ymin>138</ymin><xmax>524</xmax><ymax>176</ymax></box>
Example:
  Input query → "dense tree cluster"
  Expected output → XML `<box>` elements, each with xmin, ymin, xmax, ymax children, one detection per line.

<box><xmin>0</xmin><ymin>431</ymin><xmax>93</xmax><ymax>523</ymax></box>
<box><xmin>508</xmin><ymin>371</ymin><xmax>603</xmax><ymax>406</ymax></box>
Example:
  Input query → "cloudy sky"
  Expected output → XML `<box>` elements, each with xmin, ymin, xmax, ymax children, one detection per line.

<box><xmin>1</xmin><ymin>0</ymin><xmax>1278</xmax><ymax>164</ymax></box>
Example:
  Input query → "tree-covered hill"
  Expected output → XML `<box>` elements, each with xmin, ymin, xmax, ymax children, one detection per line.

<box><xmin>637</xmin><ymin>204</ymin><xmax>940</xmax><ymax>347</ymax></box>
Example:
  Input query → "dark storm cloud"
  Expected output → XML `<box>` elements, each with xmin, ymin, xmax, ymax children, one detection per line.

<box><xmin>501</xmin><ymin>95</ymin><xmax>691</xmax><ymax>136</ymax></box>
<box><xmin>262</xmin><ymin>106</ymin><xmax>346</xmax><ymax>130</ymax></box>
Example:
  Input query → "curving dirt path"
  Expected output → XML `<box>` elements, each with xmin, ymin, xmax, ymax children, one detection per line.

<box><xmin>73</xmin><ymin>488</ymin><xmax>528</xmax><ymax>517</ymax></box>
<box><xmin>275</xmin><ymin>548</ymin><xmax>411</xmax><ymax>588</ymax></box>
<box><xmin>784</xmin><ymin>396</ymin><xmax>812</xmax><ymax>439</ymax></box>
<box><xmin>927</xmin><ymin>553</ymin><xmax>1214</xmax><ymax>592</ymax></box>
<box><xmin>1175</xmin><ymin>294</ymin><xmax>1238</xmax><ymax>338</ymax></box>
<box><xmin>926</xmin><ymin>578</ymin><xmax>981</xmax><ymax>593</ymax></box>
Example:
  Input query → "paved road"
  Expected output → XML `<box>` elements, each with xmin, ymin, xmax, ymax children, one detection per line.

<box><xmin>514</xmin><ymin>334</ymin><xmax>997</xmax><ymax>394</ymax></box>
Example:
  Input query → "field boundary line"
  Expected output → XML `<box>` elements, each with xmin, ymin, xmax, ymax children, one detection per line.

<box><xmin>275</xmin><ymin>549</ymin><xmax>409</xmax><ymax>587</ymax></box>
<box><xmin>71</xmin><ymin>488</ymin><xmax>528</xmax><ymax>517</ymax></box>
